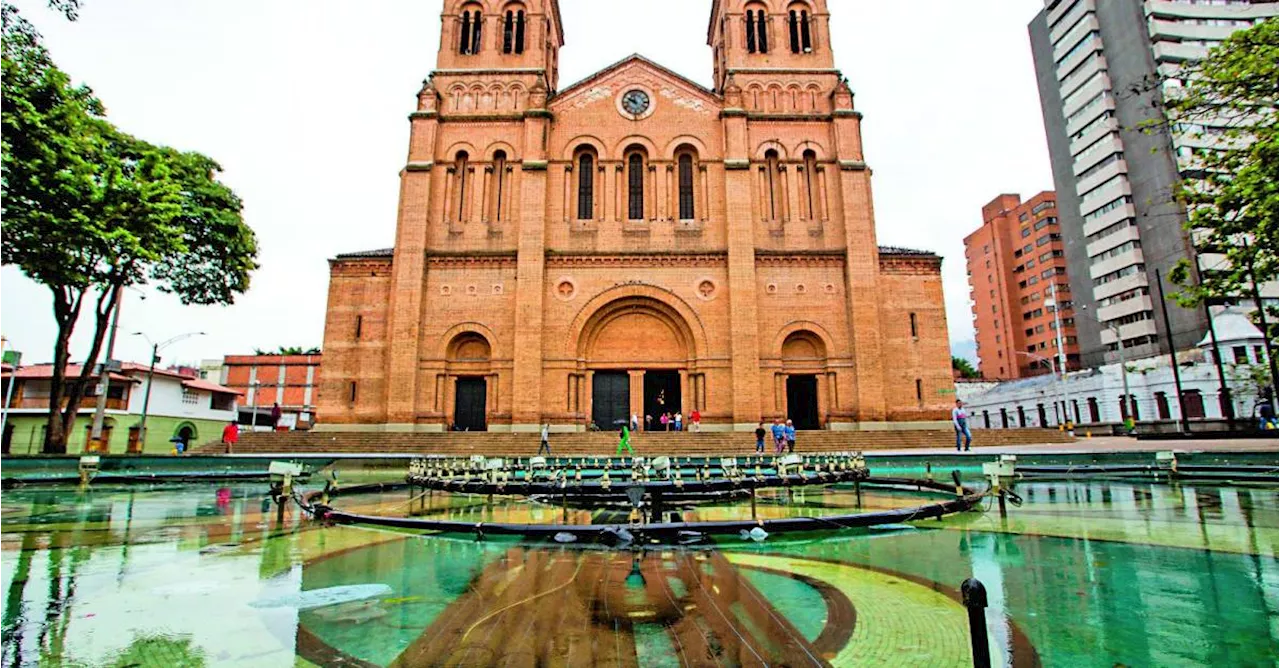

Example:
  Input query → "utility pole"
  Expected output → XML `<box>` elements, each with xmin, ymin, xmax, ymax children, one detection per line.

<box><xmin>137</xmin><ymin>342</ymin><xmax>160</xmax><ymax>450</ymax></box>
<box><xmin>0</xmin><ymin>336</ymin><xmax>15</xmax><ymax>446</ymax></box>
<box><xmin>1046</xmin><ymin>285</ymin><xmax>1074</xmax><ymax>434</ymax></box>
<box><xmin>1155</xmin><ymin>269</ymin><xmax>1191</xmax><ymax>434</ymax></box>
<box><xmin>1201</xmin><ymin>301</ymin><xmax>1234</xmax><ymax>422</ymax></box>
<box><xmin>88</xmin><ymin>286</ymin><xmax>124</xmax><ymax>453</ymax></box>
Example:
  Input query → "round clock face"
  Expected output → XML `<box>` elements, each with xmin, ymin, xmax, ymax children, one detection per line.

<box><xmin>622</xmin><ymin>90</ymin><xmax>650</xmax><ymax>115</ymax></box>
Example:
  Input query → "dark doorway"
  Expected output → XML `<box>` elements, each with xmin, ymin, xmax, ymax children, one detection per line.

<box><xmin>592</xmin><ymin>372</ymin><xmax>630</xmax><ymax>431</ymax></box>
<box><xmin>1155</xmin><ymin>392</ymin><xmax>1171</xmax><ymax>420</ymax></box>
<box><xmin>1</xmin><ymin>423</ymin><xmax>12</xmax><ymax>454</ymax></box>
<box><xmin>1037</xmin><ymin>404</ymin><xmax>1047</xmax><ymax>427</ymax></box>
<box><xmin>643</xmin><ymin>371</ymin><xmax>681</xmax><ymax>428</ymax></box>
<box><xmin>454</xmin><ymin>377</ymin><xmax>488</xmax><ymax>431</ymax></box>
<box><xmin>786</xmin><ymin>375</ymin><xmax>821</xmax><ymax>430</ymax></box>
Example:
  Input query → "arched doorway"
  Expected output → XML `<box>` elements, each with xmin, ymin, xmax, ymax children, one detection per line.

<box><xmin>174</xmin><ymin>422</ymin><xmax>197</xmax><ymax>451</ymax></box>
<box><xmin>447</xmin><ymin>332</ymin><xmax>493</xmax><ymax>431</ymax></box>
<box><xmin>576</xmin><ymin>295</ymin><xmax>699</xmax><ymax>431</ymax></box>
<box><xmin>780</xmin><ymin>331</ymin><xmax>827</xmax><ymax>430</ymax></box>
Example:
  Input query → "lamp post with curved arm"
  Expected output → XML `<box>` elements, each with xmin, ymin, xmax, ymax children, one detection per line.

<box><xmin>131</xmin><ymin>331</ymin><xmax>205</xmax><ymax>451</ymax></box>
<box><xmin>1016</xmin><ymin>350</ymin><xmax>1072</xmax><ymax>434</ymax></box>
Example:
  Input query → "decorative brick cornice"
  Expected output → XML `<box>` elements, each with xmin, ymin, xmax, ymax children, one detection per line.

<box><xmin>523</xmin><ymin>109</ymin><xmax>553</xmax><ymax>119</ymax></box>
<box><xmin>426</xmin><ymin>252</ymin><xmax>518</xmax><ymax>269</ymax></box>
<box><xmin>839</xmin><ymin>160</ymin><xmax>868</xmax><ymax>171</ymax></box>
<box><xmin>720</xmin><ymin>108</ymin><xmax>748</xmax><ymax>119</ymax></box>
<box><xmin>405</xmin><ymin>162</ymin><xmax>434</xmax><ymax>172</ymax></box>
<box><xmin>879</xmin><ymin>255</ymin><xmax>943</xmax><ymax>275</ymax></box>
<box><xmin>546</xmin><ymin>251</ymin><xmax>727</xmax><ymax>269</ymax></box>
<box><xmin>832</xmin><ymin>110</ymin><xmax>864</xmax><ymax>119</ymax></box>
<box><xmin>439</xmin><ymin>113</ymin><xmax>526</xmax><ymax>123</ymax></box>
<box><xmin>329</xmin><ymin>257</ymin><xmax>393</xmax><ymax>276</ymax></box>
<box><xmin>408</xmin><ymin>111</ymin><xmax>438</xmax><ymax>121</ymax></box>
<box><xmin>755</xmin><ymin>250</ymin><xmax>846</xmax><ymax>268</ymax></box>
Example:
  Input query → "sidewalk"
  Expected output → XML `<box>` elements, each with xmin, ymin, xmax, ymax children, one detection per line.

<box><xmin>866</xmin><ymin>435</ymin><xmax>1278</xmax><ymax>458</ymax></box>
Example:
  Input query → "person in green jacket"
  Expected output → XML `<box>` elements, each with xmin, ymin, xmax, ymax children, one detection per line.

<box><xmin>616</xmin><ymin>425</ymin><xmax>633</xmax><ymax>455</ymax></box>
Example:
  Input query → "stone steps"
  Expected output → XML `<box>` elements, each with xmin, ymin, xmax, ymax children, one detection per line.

<box><xmin>191</xmin><ymin>428</ymin><xmax>1073</xmax><ymax>456</ymax></box>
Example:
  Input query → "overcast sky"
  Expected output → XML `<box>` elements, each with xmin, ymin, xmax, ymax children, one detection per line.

<box><xmin>1</xmin><ymin>0</ymin><xmax>1052</xmax><ymax>368</ymax></box>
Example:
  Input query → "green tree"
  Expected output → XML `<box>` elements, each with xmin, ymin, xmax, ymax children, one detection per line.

<box><xmin>1</xmin><ymin>9</ymin><xmax>258</xmax><ymax>452</ymax></box>
<box><xmin>1157</xmin><ymin>18</ymin><xmax>1278</xmax><ymax>388</ymax></box>
<box><xmin>952</xmin><ymin>357</ymin><xmax>980</xmax><ymax>380</ymax></box>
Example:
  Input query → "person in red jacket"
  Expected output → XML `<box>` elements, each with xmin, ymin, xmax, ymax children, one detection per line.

<box><xmin>222</xmin><ymin>421</ymin><xmax>240</xmax><ymax>454</ymax></box>
<box><xmin>690</xmin><ymin>409</ymin><xmax>702</xmax><ymax>432</ymax></box>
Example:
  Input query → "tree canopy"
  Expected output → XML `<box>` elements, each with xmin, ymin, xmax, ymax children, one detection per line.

<box><xmin>1</xmin><ymin>5</ymin><xmax>259</xmax><ymax>451</ymax></box>
<box><xmin>952</xmin><ymin>357</ymin><xmax>980</xmax><ymax>380</ymax></box>
<box><xmin>1162</xmin><ymin>19</ymin><xmax>1277</xmax><ymax>317</ymax></box>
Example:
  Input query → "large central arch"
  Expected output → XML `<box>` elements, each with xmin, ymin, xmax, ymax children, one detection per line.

<box><xmin>567</xmin><ymin>285</ymin><xmax>709</xmax><ymax>430</ymax></box>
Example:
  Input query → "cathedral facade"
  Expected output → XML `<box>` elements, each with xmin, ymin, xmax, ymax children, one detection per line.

<box><xmin>318</xmin><ymin>0</ymin><xmax>955</xmax><ymax>432</ymax></box>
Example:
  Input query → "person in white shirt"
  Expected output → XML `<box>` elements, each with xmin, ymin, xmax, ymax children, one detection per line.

<box><xmin>952</xmin><ymin>400</ymin><xmax>972</xmax><ymax>452</ymax></box>
<box><xmin>538</xmin><ymin>424</ymin><xmax>551</xmax><ymax>456</ymax></box>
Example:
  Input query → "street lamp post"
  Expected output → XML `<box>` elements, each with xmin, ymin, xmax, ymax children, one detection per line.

<box><xmin>1079</xmin><ymin>305</ymin><xmax>1135</xmax><ymax>434</ymax></box>
<box><xmin>1017</xmin><ymin>351</ymin><xmax>1071</xmax><ymax>433</ymax></box>
<box><xmin>132</xmin><ymin>331</ymin><xmax>205</xmax><ymax>451</ymax></box>
<box><xmin>1044</xmin><ymin>285</ymin><xmax>1075</xmax><ymax>435</ymax></box>
<box><xmin>249</xmin><ymin>380</ymin><xmax>262</xmax><ymax>432</ymax></box>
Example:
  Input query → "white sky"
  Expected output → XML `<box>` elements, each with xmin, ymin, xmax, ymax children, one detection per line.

<box><xmin>1</xmin><ymin>0</ymin><xmax>1052</xmax><ymax>368</ymax></box>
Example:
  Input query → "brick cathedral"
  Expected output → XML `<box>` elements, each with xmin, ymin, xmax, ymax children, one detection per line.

<box><xmin>318</xmin><ymin>0</ymin><xmax>954</xmax><ymax>432</ymax></box>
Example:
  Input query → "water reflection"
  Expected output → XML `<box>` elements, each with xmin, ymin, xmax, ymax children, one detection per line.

<box><xmin>0</xmin><ymin>480</ymin><xmax>1275</xmax><ymax>667</ymax></box>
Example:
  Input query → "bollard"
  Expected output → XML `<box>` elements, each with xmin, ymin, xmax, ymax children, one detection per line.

<box><xmin>961</xmin><ymin>578</ymin><xmax>992</xmax><ymax>668</ymax></box>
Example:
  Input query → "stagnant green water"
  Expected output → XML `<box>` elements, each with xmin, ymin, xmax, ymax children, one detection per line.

<box><xmin>1</xmin><ymin>475</ymin><xmax>1276</xmax><ymax>666</ymax></box>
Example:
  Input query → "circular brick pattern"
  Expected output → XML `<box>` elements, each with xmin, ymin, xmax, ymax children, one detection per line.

<box><xmin>824</xmin><ymin>283</ymin><xmax>837</xmax><ymax>295</ymax></box>
<box><xmin>796</xmin><ymin>283</ymin><xmax>807</xmax><ymax>294</ymax></box>
<box><xmin>466</xmin><ymin>285</ymin><xmax>478</xmax><ymax>296</ymax></box>
<box><xmin>554</xmin><ymin>278</ymin><xmax>577</xmax><ymax>301</ymax></box>
<box><xmin>440</xmin><ymin>285</ymin><xmax>452</xmax><ymax>296</ymax></box>
<box><xmin>492</xmin><ymin>284</ymin><xmax>504</xmax><ymax>295</ymax></box>
<box><xmin>696</xmin><ymin>279</ymin><xmax>717</xmax><ymax>300</ymax></box>
<box><xmin>766</xmin><ymin>283</ymin><xmax>778</xmax><ymax>295</ymax></box>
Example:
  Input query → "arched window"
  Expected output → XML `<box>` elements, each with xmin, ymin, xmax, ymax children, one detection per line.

<box><xmin>801</xmin><ymin>10</ymin><xmax>812</xmax><ymax>51</ymax></box>
<box><xmin>493</xmin><ymin>150</ymin><xmax>507</xmax><ymax>222</ymax></box>
<box><xmin>577</xmin><ymin>152</ymin><xmax>594</xmax><ymax>220</ymax></box>
<box><xmin>746</xmin><ymin>7</ymin><xmax>768</xmax><ymax>53</ymax></box>
<box><xmin>628</xmin><ymin>152</ymin><xmax>645</xmax><ymax>220</ymax></box>
<box><xmin>746</xmin><ymin>11</ymin><xmax>757</xmax><ymax>53</ymax></box>
<box><xmin>788</xmin><ymin>8</ymin><xmax>812</xmax><ymax>53</ymax></box>
<box><xmin>802</xmin><ymin>149</ymin><xmax>817</xmax><ymax>219</ymax></box>
<box><xmin>678</xmin><ymin>154</ymin><xmax>695</xmax><ymax>220</ymax></box>
<box><xmin>503</xmin><ymin>9</ymin><xmax>526</xmax><ymax>54</ymax></box>
<box><xmin>456</xmin><ymin>151</ymin><xmax>470</xmax><ymax>222</ymax></box>
<box><xmin>765</xmin><ymin>149</ymin><xmax>780</xmax><ymax>220</ymax></box>
<box><xmin>460</xmin><ymin>8</ymin><xmax>482</xmax><ymax>54</ymax></box>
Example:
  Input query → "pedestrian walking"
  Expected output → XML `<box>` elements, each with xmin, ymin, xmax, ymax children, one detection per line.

<box><xmin>771</xmin><ymin>418</ymin><xmax>786</xmax><ymax>454</ymax></box>
<box><xmin>755</xmin><ymin>422</ymin><xmax>766</xmax><ymax>453</ymax></box>
<box><xmin>690</xmin><ymin>409</ymin><xmax>701</xmax><ymax>432</ymax></box>
<box><xmin>645</xmin><ymin>414</ymin><xmax>653</xmax><ymax>431</ymax></box>
<box><xmin>953</xmin><ymin>400</ymin><xmax>973</xmax><ymax>452</ymax></box>
<box><xmin>1258</xmin><ymin>399</ymin><xmax>1277</xmax><ymax>431</ymax></box>
<box><xmin>660</xmin><ymin>413</ymin><xmax>670</xmax><ymax>431</ymax></box>
<box><xmin>221</xmin><ymin>421</ymin><xmax>239</xmax><ymax>455</ymax></box>
<box><xmin>631</xmin><ymin>413</ymin><xmax>640</xmax><ymax>432</ymax></box>
<box><xmin>271</xmin><ymin>402</ymin><xmax>283</xmax><ymax>429</ymax></box>
<box><xmin>784</xmin><ymin>419</ymin><xmax>796</xmax><ymax>454</ymax></box>
<box><xmin>674</xmin><ymin>412</ymin><xmax>683</xmax><ymax>432</ymax></box>
<box><xmin>616</xmin><ymin>425</ymin><xmax>634</xmax><ymax>455</ymax></box>
<box><xmin>538</xmin><ymin>423</ymin><xmax>552</xmax><ymax>456</ymax></box>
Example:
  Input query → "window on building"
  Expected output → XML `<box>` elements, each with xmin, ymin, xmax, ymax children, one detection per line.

<box><xmin>455</xmin><ymin>151</ymin><xmax>469</xmax><ymax>222</ymax></box>
<box><xmin>182</xmin><ymin>389</ymin><xmax>199</xmax><ymax>405</ymax></box>
<box><xmin>910</xmin><ymin>312</ymin><xmax>918</xmax><ymax>338</ymax></box>
<box><xmin>502</xmin><ymin>9</ymin><xmax>526</xmax><ymax>54</ymax></box>
<box><xmin>577</xmin><ymin>152</ymin><xmax>595</xmax><ymax>220</ymax></box>
<box><xmin>349</xmin><ymin>381</ymin><xmax>358</xmax><ymax>404</ymax></box>
<box><xmin>492</xmin><ymin>150</ymin><xmax>507</xmax><ymax>221</ymax></box>
<box><xmin>1021</xmin><ymin>229</ymin><xmax>1032</xmax><ymax>238</ymax></box>
<box><xmin>915</xmin><ymin>379</ymin><xmax>923</xmax><ymax>403</ymax></box>
<box><xmin>1155</xmin><ymin>392</ymin><xmax>1171</xmax><ymax>420</ymax></box>
<box><xmin>765</xmin><ymin>149</ymin><xmax>781</xmax><ymax>220</ymax></box>
<box><xmin>802</xmin><ymin>150</ymin><xmax>818</xmax><ymax>219</ymax></box>
<box><xmin>1087</xmin><ymin>397</ymin><xmax>1099</xmax><ymax>423</ymax></box>
<box><xmin>459</xmin><ymin>6</ymin><xmax>483</xmax><ymax>54</ymax></box>
<box><xmin>354</xmin><ymin>315</ymin><xmax>363</xmax><ymax>340</ymax></box>
<box><xmin>679</xmin><ymin>153</ymin><xmax>696</xmax><ymax>220</ymax></box>
<box><xmin>788</xmin><ymin>7</ymin><xmax>812</xmax><ymax>53</ymax></box>
<box><xmin>746</xmin><ymin>7</ymin><xmax>768</xmax><ymax>53</ymax></box>
<box><xmin>1255</xmin><ymin>345</ymin><xmax>1266</xmax><ymax>363</ymax></box>
<box><xmin>628</xmin><ymin>151</ymin><xmax>648</xmax><ymax>220</ymax></box>
<box><xmin>1233</xmin><ymin>346</ymin><xmax>1248</xmax><ymax>364</ymax></box>
<box><xmin>1182</xmin><ymin>390</ymin><xmax>1205</xmax><ymax>420</ymax></box>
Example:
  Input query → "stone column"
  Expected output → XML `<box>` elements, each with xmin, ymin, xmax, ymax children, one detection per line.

<box><xmin>629</xmin><ymin>370</ymin><xmax>645</xmax><ymax>429</ymax></box>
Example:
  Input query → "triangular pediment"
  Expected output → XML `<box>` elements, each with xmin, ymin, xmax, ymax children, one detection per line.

<box><xmin>551</xmin><ymin>54</ymin><xmax>720</xmax><ymax>115</ymax></box>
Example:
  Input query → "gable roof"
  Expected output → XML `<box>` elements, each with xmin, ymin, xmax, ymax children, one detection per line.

<box><xmin>553</xmin><ymin>53</ymin><xmax>718</xmax><ymax>103</ymax></box>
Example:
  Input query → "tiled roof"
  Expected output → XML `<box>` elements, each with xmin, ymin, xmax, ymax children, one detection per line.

<box><xmin>335</xmin><ymin>248</ymin><xmax>394</xmax><ymax>259</ymax></box>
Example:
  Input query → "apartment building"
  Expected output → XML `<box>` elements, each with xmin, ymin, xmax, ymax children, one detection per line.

<box><xmin>965</xmin><ymin>192</ymin><xmax>1081</xmax><ymax>380</ymax></box>
<box><xmin>1029</xmin><ymin>0</ymin><xmax>1277</xmax><ymax>367</ymax></box>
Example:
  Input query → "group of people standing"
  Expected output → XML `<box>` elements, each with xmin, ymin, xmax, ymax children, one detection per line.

<box><xmin>629</xmin><ymin>410</ymin><xmax>701</xmax><ymax>433</ymax></box>
<box><xmin>755</xmin><ymin>418</ymin><xmax>797</xmax><ymax>454</ymax></box>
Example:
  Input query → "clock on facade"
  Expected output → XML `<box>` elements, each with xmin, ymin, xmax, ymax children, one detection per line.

<box><xmin>621</xmin><ymin>89</ymin><xmax>650</xmax><ymax>115</ymax></box>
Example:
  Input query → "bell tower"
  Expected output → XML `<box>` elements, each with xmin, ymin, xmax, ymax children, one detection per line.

<box><xmin>708</xmin><ymin>0</ymin><xmax>833</xmax><ymax>92</ymax></box>
<box><xmin>436</xmin><ymin>0</ymin><xmax>564</xmax><ymax>91</ymax></box>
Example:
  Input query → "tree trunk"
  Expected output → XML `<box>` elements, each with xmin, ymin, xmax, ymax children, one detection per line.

<box><xmin>58</xmin><ymin>288</ymin><xmax>117</xmax><ymax>451</ymax></box>
<box><xmin>41</xmin><ymin>286</ymin><xmax>87</xmax><ymax>455</ymax></box>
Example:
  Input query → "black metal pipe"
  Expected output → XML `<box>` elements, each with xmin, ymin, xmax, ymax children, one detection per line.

<box><xmin>961</xmin><ymin>578</ymin><xmax>991</xmax><ymax>668</ymax></box>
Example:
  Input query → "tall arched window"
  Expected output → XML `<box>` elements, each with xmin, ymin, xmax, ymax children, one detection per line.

<box><xmin>801</xmin><ymin>10</ymin><xmax>812</xmax><ymax>51</ymax></box>
<box><xmin>577</xmin><ymin>152</ymin><xmax>594</xmax><ymax>220</ymax></box>
<box><xmin>456</xmin><ymin>151</ymin><xmax>470</xmax><ymax>222</ymax></box>
<box><xmin>755</xmin><ymin>9</ymin><xmax>769</xmax><ymax>53</ymax></box>
<box><xmin>628</xmin><ymin>152</ymin><xmax>645</xmax><ymax>220</ymax></box>
<box><xmin>503</xmin><ymin>9</ymin><xmax>526</xmax><ymax>54</ymax></box>
<box><xmin>765</xmin><ymin>149</ymin><xmax>780</xmax><ymax>220</ymax></box>
<box><xmin>460</xmin><ymin>8</ymin><xmax>482</xmax><ymax>54</ymax></box>
<box><xmin>746</xmin><ymin>11</ymin><xmax>757</xmax><ymax>53</ymax></box>
<box><xmin>802</xmin><ymin>150</ymin><xmax>817</xmax><ymax>219</ymax></box>
<box><xmin>678</xmin><ymin>154</ymin><xmax>695</xmax><ymax>220</ymax></box>
<box><xmin>493</xmin><ymin>150</ymin><xmax>507</xmax><ymax>222</ymax></box>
